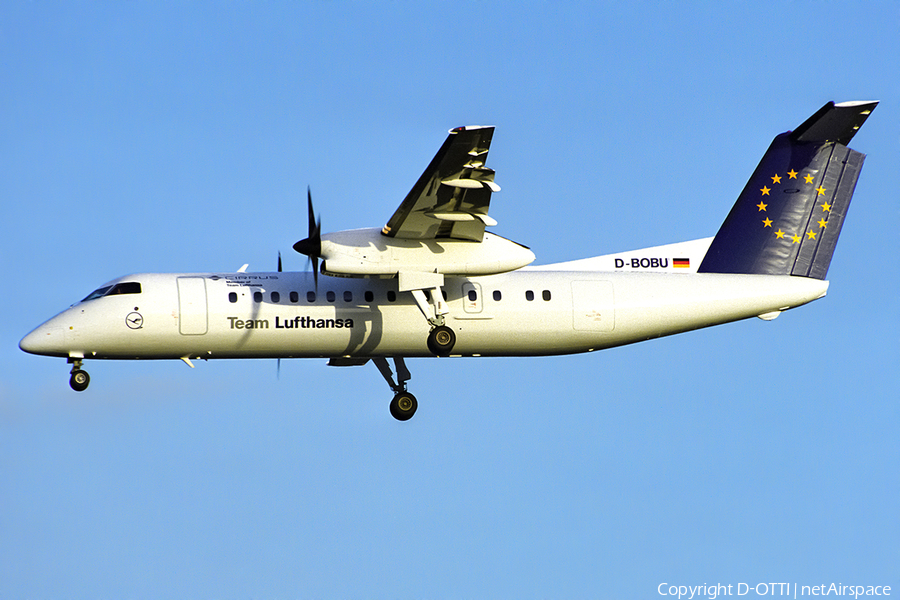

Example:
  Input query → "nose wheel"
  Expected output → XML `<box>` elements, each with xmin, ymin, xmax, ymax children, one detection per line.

<box><xmin>68</xmin><ymin>359</ymin><xmax>90</xmax><ymax>392</ymax></box>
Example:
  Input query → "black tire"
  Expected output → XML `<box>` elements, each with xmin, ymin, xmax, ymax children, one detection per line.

<box><xmin>389</xmin><ymin>392</ymin><xmax>418</xmax><ymax>421</ymax></box>
<box><xmin>427</xmin><ymin>325</ymin><xmax>456</xmax><ymax>356</ymax></box>
<box><xmin>69</xmin><ymin>369</ymin><xmax>90</xmax><ymax>392</ymax></box>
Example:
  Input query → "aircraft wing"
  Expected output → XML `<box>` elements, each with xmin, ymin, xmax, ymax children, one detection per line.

<box><xmin>382</xmin><ymin>126</ymin><xmax>499</xmax><ymax>242</ymax></box>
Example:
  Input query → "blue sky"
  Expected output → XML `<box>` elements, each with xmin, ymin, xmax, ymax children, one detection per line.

<box><xmin>2</xmin><ymin>2</ymin><xmax>897</xmax><ymax>598</ymax></box>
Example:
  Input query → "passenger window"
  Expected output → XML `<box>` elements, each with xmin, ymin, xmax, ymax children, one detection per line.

<box><xmin>253</xmin><ymin>291</ymin><xmax>263</xmax><ymax>303</ymax></box>
<box><xmin>228</xmin><ymin>292</ymin><xmax>238</xmax><ymax>303</ymax></box>
<box><xmin>526</xmin><ymin>290</ymin><xmax>534</xmax><ymax>301</ymax></box>
<box><xmin>307</xmin><ymin>291</ymin><xmax>316</xmax><ymax>303</ymax></box>
<box><xmin>271</xmin><ymin>291</ymin><xmax>280</xmax><ymax>303</ymax></box>
<box><xmin>326</xmin><ymin>291</ymin><xmax>335</xmax><ymax>303</ymax></box>
<box><xmin>543</xmin><ymin>290</ymin><xmax>551</xmax><ymax>301</ymax></box>
<box><xmin>365</xmin><ymin>291</ymin><xmax>374</xmax><ymax>303</ymax></box>
<box><xmin>343</xmin><ymin>291</ymin><xmax>352</xmax><ymax>302</ymax></box>
<box><xmin>290</xmin><ymin>291</ymin><xmax>299</xmax><ymax>303</ymax></box>
<box><xmin>387</xmin><ymin>291</ymin><xmax>397</xmax><ymax>302</ymax></box>
<box><xmin>493</xmin><ymin>290</ymin><xmax>502</xmax><ymax>301</ymax></box>
<box><xmin>468</xmin><ymin>290</ymin><xmax>477</xmax><ymax>302</ymax></box>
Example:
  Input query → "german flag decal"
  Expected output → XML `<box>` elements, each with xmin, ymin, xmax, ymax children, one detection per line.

<box><xmin>673</xmin><ymin>258</ymin><xmax>690</xmax><ymax>268</ymax></box>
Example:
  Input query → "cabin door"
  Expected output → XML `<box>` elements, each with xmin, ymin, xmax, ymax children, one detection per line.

<box><xmin>177</xmin><ymin>277</ymin><xmax>209</xmax><ymax>335</ymax></box>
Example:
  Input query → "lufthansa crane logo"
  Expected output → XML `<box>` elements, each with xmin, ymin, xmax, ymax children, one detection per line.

<box><xmin>126</xmin><ymin>312</ymin><xmax>144</xmax><ymax>329</ymax></box>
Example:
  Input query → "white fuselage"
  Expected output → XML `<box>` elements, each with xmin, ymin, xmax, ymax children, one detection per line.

<box><xmin>20</xmin><ymin>267</ymin><xmax>828</xmax><ymax>362</ymax></box>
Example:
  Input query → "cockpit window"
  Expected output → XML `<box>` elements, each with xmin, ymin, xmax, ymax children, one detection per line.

<box><xmin>80</xmin><ymin>282</ymin><xmax>141</xmax><ymax>302</ymax></box>
<box><xmin>107</xmin><ymin>282</ymin><xmax>142</xmax><ymax>295</ymax></box>
<box><xmin>81</xmin><ymin>286</ymin><xmax>113</xmax><ymax>302</ymax></box>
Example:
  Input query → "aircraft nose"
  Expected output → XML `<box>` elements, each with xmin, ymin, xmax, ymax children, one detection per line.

<box><xmin>19</xmin><ymin>323</ymin><xmax>67</xmax><ymax>356</ymax></box>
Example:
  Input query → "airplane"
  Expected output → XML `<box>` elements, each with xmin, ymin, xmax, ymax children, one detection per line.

<box><xmin>20</xmin><ymin>100</ymin><xmax>877</xmax><ymax>421</ymax></box>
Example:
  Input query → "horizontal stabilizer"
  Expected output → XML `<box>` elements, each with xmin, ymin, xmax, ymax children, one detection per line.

<box><xmin>790</xmin><ymin>100</ymin><xmax>877</xmax><ymax>145</ymax></box>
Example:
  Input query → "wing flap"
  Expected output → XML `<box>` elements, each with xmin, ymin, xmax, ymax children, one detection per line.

<box><xmin>382</xmin><ymin>126</ymin><xmax>498</xmax><ymax>242</ymax></box>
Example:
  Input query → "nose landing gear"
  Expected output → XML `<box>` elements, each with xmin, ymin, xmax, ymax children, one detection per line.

<box><xmin>68</xmin><ymin>359</ymin><xmax>90</xmax><ymax>392</ymax></box>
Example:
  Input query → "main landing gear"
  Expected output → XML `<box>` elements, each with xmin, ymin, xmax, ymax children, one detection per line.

<box><xmin>427</xmin><ymin>325</ymin><xmax>456</xmax><ymax>356</ymax></box>
<box><xmin>373</xmin><ymin>357</ymin><xmax>418</xmax><ymax>421</ymax></box>
<box><xmin>408</xmin><ymin>286</ymin><xmax>456</xmax><ymax>356</ymax></box>
<box><xmin>68</xmin><ymin>358</ymin><xmax>90</xmax><ymax>392</ymax></box>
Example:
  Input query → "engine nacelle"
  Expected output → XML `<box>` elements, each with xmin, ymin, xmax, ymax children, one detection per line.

<box><xmin>319</xmin><ymin>228</ymin><xmax>535</xmax><ymax>277</ymax></box>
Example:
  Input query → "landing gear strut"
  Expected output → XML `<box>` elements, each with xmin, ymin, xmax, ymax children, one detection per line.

<box><xmin>68</xmin><ymin>358</ymin><xmax>90</xmax><ymax>392</ymax></box>
<box><xmin>373</xmin><ymin>357</ymin><xmax>417</xmax><ymax>421</ymax></box>
<box><xmin>408</xmin><ymin>286</ymin><xmax>456</xmax><ymax>356</ymax></box>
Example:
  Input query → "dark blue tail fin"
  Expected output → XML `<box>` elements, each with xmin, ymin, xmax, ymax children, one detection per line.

<box><xmin>698</xmin><ymin>101</ymin><xmax>877</xmax><ymax>279</ymax></box>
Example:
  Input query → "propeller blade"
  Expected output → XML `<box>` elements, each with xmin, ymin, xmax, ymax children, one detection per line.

<box><xmin>312</xmin><ymin>255</ymin><xmax>319</xmax><ymax>290</ymax></box>
<box><xmin>293</xmin><ymin>188</ymin><xmax>322</xmax><ymax>257</ymax></box>
<box><xmin>277</xmin><ymin>251</ymin><xmax>283</xmax><ymax>272</ymax></box>
<box><xmin>293</xmin><ymin>186</ymin><xmax>322</xmax><ymax>290</ymax></box>
<box><xmin>307</xmin><ymin>187</ymin><xmax>316</xmax><ymax>238</ymax></box>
